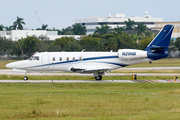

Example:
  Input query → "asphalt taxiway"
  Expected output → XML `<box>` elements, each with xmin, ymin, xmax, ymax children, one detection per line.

<box><xmin>0</xmin><ymin>80</ymin><xmax>179</xmax><ymax>83</ymax></box>
<box><xmin>0</xmin><ymin>67</ymin><xmax>180</xmax><ymax>76</ymax></box>
<box><xmin>0</xmin><ymin>67</ymin><xmax>179</xmax><ymax>83</ymax></box>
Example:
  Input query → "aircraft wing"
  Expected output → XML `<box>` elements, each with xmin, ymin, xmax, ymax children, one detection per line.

<box><xmin>70</xmin><ymin>67</ymin><xmax>111</xmax><ymax>73</ymax></box>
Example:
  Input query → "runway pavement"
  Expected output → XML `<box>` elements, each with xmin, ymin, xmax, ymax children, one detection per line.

<box><xmin>0</xmin><ymin>80</ymin><xmax>179</xmax><ymax>83</ymax></box>
<box><xmin>0</xmin><ymin>67</ymin><xmax>179</xmax><ymax>83</ymax></box>
<box><xmin>0</xmin><ymin>80</ymin><xmax>134</xmax><ymax>83</ymax></box>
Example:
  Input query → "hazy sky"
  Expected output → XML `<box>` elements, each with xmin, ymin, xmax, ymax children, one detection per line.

<box><xmin>1</xmin><ymin>0</ymin><xmax>179</xmax><ymax>30</ymax></box>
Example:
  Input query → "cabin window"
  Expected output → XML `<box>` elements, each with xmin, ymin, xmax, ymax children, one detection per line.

<box><xmin>35</xmin><ymin>56</ymin><xmax>39</xmax><ymax>60</ymax></box>
<box><xmin>28</xmin><ymin>56</ymin><xmax>39</xmax><ymax>60</ymax></box>
<box><xmin>73</xmin><ymin>57</ymin><xmax>75</xmax><ymax>61</ymax></box>
<box><xmin>28</xmin><ymin>56</ymin><xmax>33</xmax><ymax>60</ymax></box>
<box><xmin>53</xmin><ymin>57</ymin><xmax>55</xmax><ymax>61</ymax></box>
<box><xmin>59</xmin><ymin>57</ymin><xmax>62</xmax><ymax>61</ymax></box>
<box><xmin>67</xmin><ymin>57</ymin><xmax>69</xmax><ymax>61</ymax></box>
<box><xmin>79</xmin><ymin>56</ymin><xmax>83</xmax><ymax>61</ymax></box>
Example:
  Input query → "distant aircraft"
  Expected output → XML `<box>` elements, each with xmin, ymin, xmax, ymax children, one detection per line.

<box><xmin>6</xmin><ymin>25</ymin><xmax>174</xmax><ymax>81</ymax></box>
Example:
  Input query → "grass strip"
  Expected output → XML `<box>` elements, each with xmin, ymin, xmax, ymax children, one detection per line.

<box><xmin>1</xmin><ymin>83</ymin><xmax>180</xmax><ymax>120</ymax></box>
<box><xmin>0</xmin><ymin>75</ymin><xmax>179</xmax><ymax>80</ymax></box>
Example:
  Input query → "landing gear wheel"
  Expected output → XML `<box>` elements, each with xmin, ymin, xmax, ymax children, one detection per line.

<box><xmin>95</xmin><ymin>75</ymin><xmax>102</xmax><ymax>81</ymax></box>
<box><xmin>24</xmin><ymin>76</ymin><xmax>28</xmax><ymax>81</ymax></box>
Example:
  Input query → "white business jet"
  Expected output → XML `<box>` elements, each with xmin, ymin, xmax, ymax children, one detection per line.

<box><xmin>6</xmin><ymin>25</ymin><xmax>174</xmax><ymax>81</ymax></box>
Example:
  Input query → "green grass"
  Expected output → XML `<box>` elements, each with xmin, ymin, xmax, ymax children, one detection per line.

<box><xmin>1</xmin><ymin>83</ymin><xmax>180</xmax><ymax>120</ymax></box>
<box><xmin>0</xmin><ymin>75</ymin><xmax>179</xmax><ymax>80</ymax></box>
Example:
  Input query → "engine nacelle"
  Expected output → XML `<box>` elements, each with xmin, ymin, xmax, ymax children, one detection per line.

<box><xmin>118</xmin><ymin>49</ymin><xmax>147</xmax><ymax>60</ymax></box>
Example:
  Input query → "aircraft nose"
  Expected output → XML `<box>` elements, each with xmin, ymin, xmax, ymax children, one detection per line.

<box><xmin>6</xmin><ymin>63</ymin><xmax>15</xmax><ymax>69</ymax></box>
<box><xmin>6</xmin><ymin>60</ymin><xmax>27</xmax><ymax>69</ymax></box>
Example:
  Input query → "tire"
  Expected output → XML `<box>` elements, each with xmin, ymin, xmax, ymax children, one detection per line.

<box><xmin>24</xmin><ymin>76</ymin><xmax>28</xmax><ymax>81</ymax></box>
<box><xmin>95</xmin><ymin>75</ymin><xmax>102</xmax><ymax>81</ymax></box>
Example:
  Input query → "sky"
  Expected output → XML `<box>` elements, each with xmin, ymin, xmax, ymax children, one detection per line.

<box><xmin>1</xmin><ymin>0</ymin><xmax>180</xmax><ymax>30</ymax></box>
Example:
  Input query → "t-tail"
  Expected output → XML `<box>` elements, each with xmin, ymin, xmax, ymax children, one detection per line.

<box><xmin>145</xmin><ymin>24</ymin><xmax>174</xmax><ymax>60</ymax></box>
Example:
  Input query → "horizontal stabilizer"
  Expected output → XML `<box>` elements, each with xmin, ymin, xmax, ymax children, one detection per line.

<box><xmin>150</xmin><ymin>46</ymin><xmax>167</xmax><ymax>50</ymax></box>
<box><xmin>150</xmin><ymin>45</ymin><xmax>174</xmax><ymax>50</ymax></box>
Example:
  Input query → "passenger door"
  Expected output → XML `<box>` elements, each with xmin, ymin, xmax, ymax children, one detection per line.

<box><xmin>42</xmin><ymin>54</ymin><xmax>49</xmax><ymax>69</ymax></box>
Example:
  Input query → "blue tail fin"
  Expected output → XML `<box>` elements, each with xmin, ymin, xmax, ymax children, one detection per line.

<box><xmin>145</xmin><ymin>24</ymin><xmax>174</xmax><ymax>60</ymax></box>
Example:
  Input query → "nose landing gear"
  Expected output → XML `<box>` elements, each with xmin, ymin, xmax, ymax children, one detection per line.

<box><xmin>23</xmin><ymin>72</ymin><xmax>28</xmax><ymax>81</ymax></box>
<box><xmin>24</xmin><ymin>76</ymin><xmax>28</xmax><ymax>81</ymax></box>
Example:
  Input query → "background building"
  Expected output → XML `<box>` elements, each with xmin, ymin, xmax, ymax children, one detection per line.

<box><xmin>0</xmin><ymin>30</ymin><xmax>82</xmax><ymax>41</ymax></box>
<box><xmin>151</xmin><ymin>22</ymin><xmax>180</xmax><ymax>40</ymax></box>
<box><xmin>75</xmin><ymin>11</ymin><xmax>163</xmax><ymax>35</ymax></box>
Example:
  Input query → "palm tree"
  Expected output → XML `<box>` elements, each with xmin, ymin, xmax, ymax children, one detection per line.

<box><xmin>5</xmin><ymin>25</ymin><xmax>13</xmax><ymax>31</ymax></box>
<box><xmin>58</xmin><ymin>28</ymin><xmax>66</xmax><ymax>35</ymax></box>
<box><xmin>18</xmin><ymin>37</ymin><xmax>25</xmax><ymax>59</ymax></box>
<box><xmin>72</xmin><ymin>23</ymin><xmax>86</xmax><ymax>35</ymax></box>
<box><xmin>124</xmin><ymin>18</ymin><xmax>136</xmax><ymax>30</ymax></box>
<box><xmin>135</xmin><ymin>23</ymin><xmax>147</xmax><ymax>36</ymax></box>
<box><xmin>58</xmin><ymin>27</ymin><xmax>74</xmax><ymax>35</ymax></box>
<box><xmin>114</xmin><ymin>25</ymin><xmax>125</xmax><ymax>32</ymax></box>
<box><xmin>42</xmin><ymin>24</ymin><xmax>48</xmax><ymax>30</ymax></box>
<box><xmin>13</xmin><ymin>16</ymin><xmax>26</xmax><ymax>30</ymax></box>
<box><xmin>144</xmin><ymin>31</ymin><xmax>154</xmax><ymax>37</ymax></box>
<box><xmin>36</xmin><ymin>24</ymin><xmax>48</xmax><ymax>30</ymax></box>
<box><xmin>94</xmin><ymin>24</ymin><xmax>109</xmax><ymax>35</ymax></box>
<box><xmin>52</xmin><ymin>27</ymin><xmax>56</xmax><ymax>31</ymax></box>
<box><xmin>49</xmin><ymin>27</ymin><xmax>62</xmax><ymax>35</ymax></box>
<box><xmin>0</xmin><ymin>24</ymin><xmax>4</xmax><ymax>31</ymax></box>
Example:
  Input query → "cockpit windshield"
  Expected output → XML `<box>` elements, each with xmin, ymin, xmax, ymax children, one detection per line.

<box><xmin>28</xmin><ymin>55</ymin><xmax>39</xmax><ymax>61</ymax></box>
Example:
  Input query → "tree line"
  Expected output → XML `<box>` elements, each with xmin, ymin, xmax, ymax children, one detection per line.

<box><xmin>0</xmin><ymin>31</ymin><xmax>179</xmax><ymax>58</ymax></box>
<box><xmin>0</xmin><ymin>16</ymin><xmax>179</xmax><ymax>58</ymax></box>
<box><xmin>0</xmin><ymin>16</ymin><xmax>152</xmax><ymax>36</ymax></box>
<box><xmin>0</xmin><ymin>31</ymin><xmax>138</xmax><ymax>56</ymax></box>
<box><xmin>0</xmin><ymin>16</ymin><xmax>87</xmax><ymax>35</ymax></box>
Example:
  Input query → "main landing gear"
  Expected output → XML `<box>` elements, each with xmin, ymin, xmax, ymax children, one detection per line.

<box><xmin>93</xmin><ymin>71</ymin><xmax>104</xmax><ymax>81</ymax></box>
<box><xmin>23</xmin><ymin>72</ymin><xmax>28</xmax><ymax>81</ymax></box>
<box><xmin>95</xmin><ymin>75</ymin><xmax>102</xmax><ymax>80</ymax></box>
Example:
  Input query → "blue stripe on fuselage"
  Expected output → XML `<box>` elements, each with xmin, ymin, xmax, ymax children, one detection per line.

<box><xmin>25</xmin><ymin>55</ymin><xmax>127</xmax><ymax>69</ymax></box>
